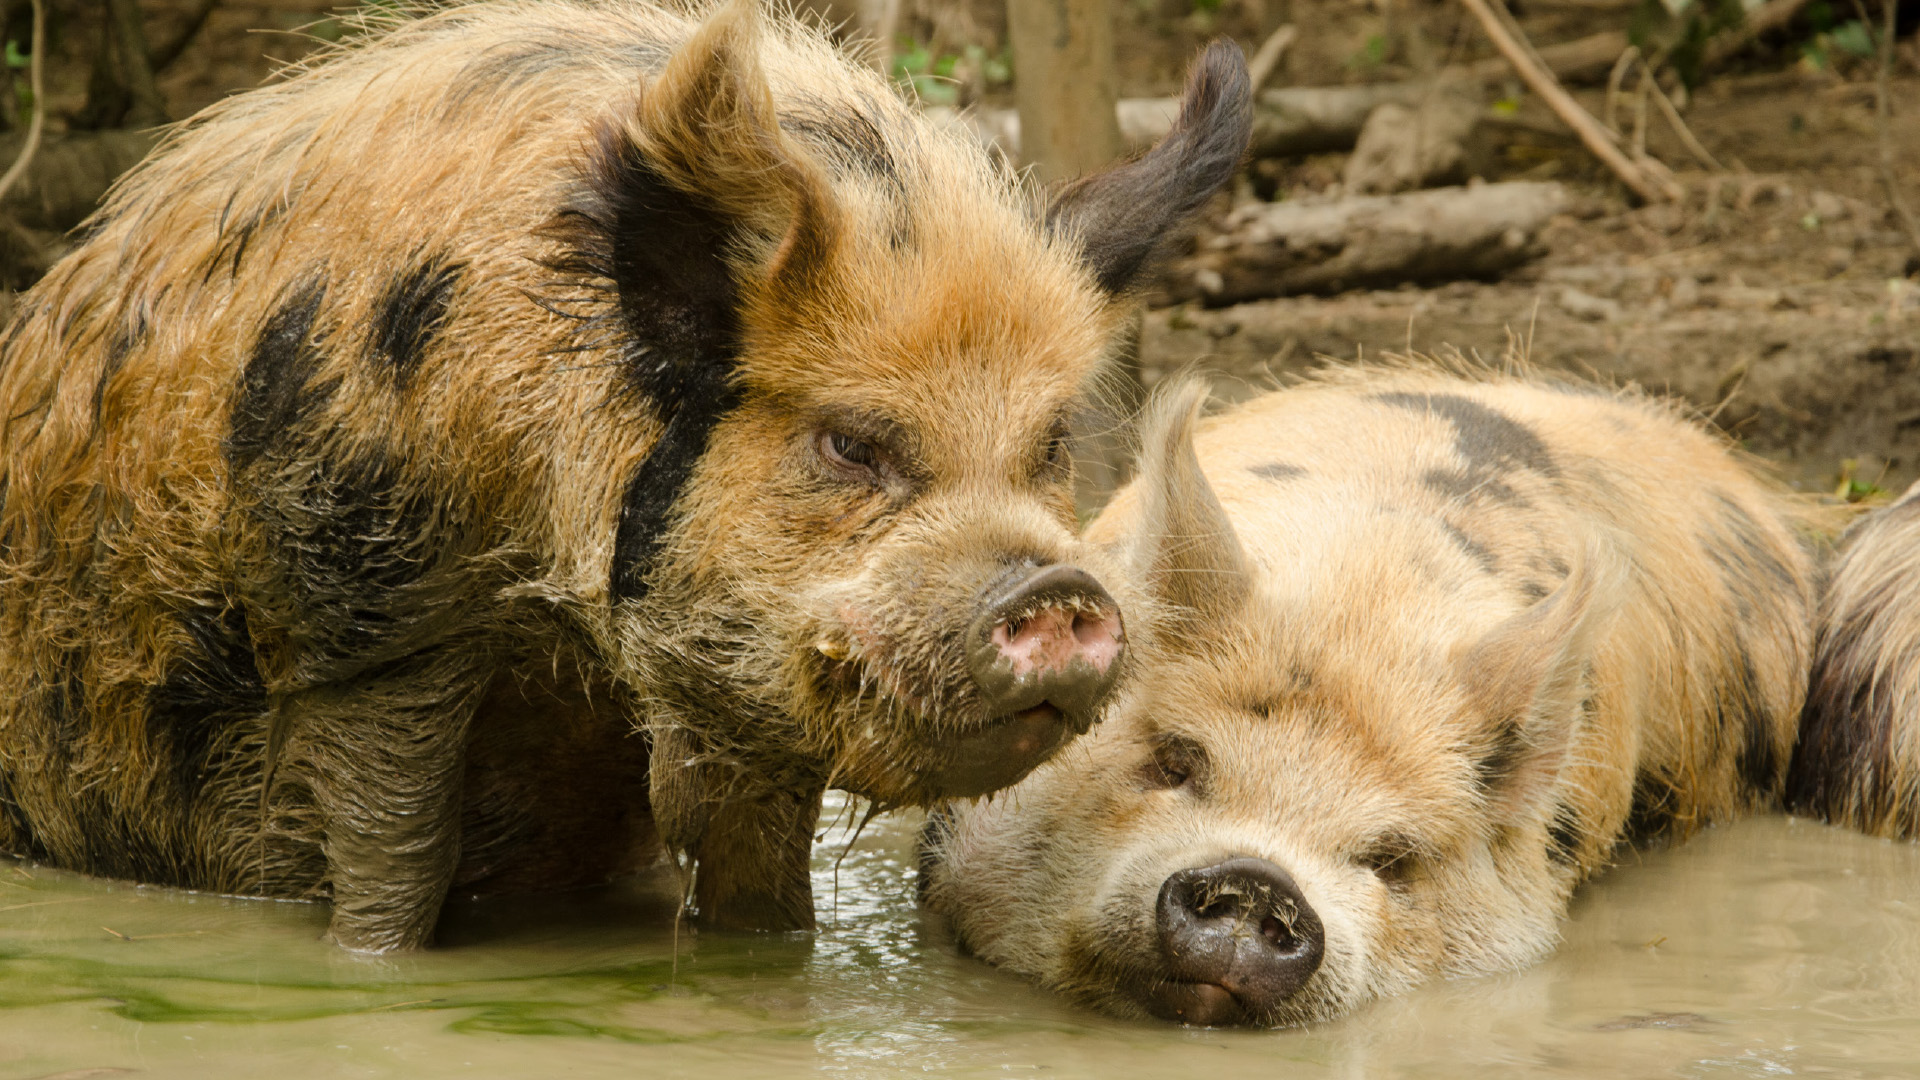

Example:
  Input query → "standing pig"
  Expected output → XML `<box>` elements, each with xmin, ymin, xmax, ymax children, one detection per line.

<box><xmin>1789</xmin><ymin>482</ymin><xmax>1920</xmax><ymax>839</ymax></box>
<box><xmin>922</xmin><ymin>369</ymin><xmax>1827</xmax><ymax>1026</ymax></box>
<box><xmin>0</xmin><ymin>0</ymin><xmax>1253</xmax><ymax>951</ymax></box>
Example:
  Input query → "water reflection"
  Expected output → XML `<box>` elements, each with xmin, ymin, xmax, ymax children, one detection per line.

<box><xmin>1</xmin><ymin>800</ymin><xmax>1915</xmax><ymax>1079</ymax></box>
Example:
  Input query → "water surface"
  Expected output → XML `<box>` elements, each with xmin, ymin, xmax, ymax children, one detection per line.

<box><xmin>3</xmin><ymin>801</ymin><xmax>1917</xmax><ymax>1078</ymax></box>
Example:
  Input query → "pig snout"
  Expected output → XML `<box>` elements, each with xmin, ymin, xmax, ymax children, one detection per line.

<box><xmin>1150</xmin><ymin>857</ymin><xmax>1326</xmax><ymax>1026</ymax></box>
<box><xmin>919</xmin><ymin>565</ymin><xmax>1124</xmax><ymax>799</ymax></box>
<box><xmin>966</xmin><ymin>564</ymin><xmax>1124</xmax><ymax>723</ymax></box>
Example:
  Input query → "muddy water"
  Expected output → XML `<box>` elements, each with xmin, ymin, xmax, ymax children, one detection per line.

<box><xmin>2</xmin><ymin>801</ymin><xmax>1917</xmax><ymax>1080</ymax></box>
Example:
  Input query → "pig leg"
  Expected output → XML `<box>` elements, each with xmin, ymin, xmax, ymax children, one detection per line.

<box><xmin>648</xmin><ymin>724</ymin><xmax>821</xmax><ymax>932</ymax></box>
<box><xmin>692</xmin><ymin>785</ymin><xmax>823</xmax><ymax>932</ymax></box>
<box><xmin>274</xmin><ymin>648</ymin><xmax>491</xmax><ymax>953</ymax></box>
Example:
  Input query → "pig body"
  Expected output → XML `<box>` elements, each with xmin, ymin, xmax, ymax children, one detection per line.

<box><xmin>1789</xmin><ymin>483</ymin><xmax>1920</xmax><ymax>839</ymax></box>
<box><xmin>0</xmin><ymin>0</ymin><xmax>1252</xmax><ymax>950</ymax></box>
<box><xmin>922</xmin><ymin>368</ymin><xmax>1826</xmax><ymax>1026</ymax></box>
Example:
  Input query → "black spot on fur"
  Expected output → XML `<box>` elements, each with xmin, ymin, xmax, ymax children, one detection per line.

<box><xmin>1382</xmin><ymin>390</ymin><xmax>1559</xmax><ymax>495</ymax></box>
<box><xmin>1787</xmin><ymin>548</ymin><xmax>1914</xmax><ymax>834</ymax></box>
<box><xmin>445</xmin><ymin>34</ymin><xmax>669</xmax><ymax>110</ymax></box>
<box><xmin>785</xmin><ymin>97</ymin><xmax>900</xmax><ymax>189</ymax></box>
<box><xmin>1709</xmin><ymin>493</ymin><xmax>1797</xmax><ymax>593</ymax></box>
<box><xmin>1474</xmin><ymin>717</ymin><xmax>1527</xmax><ymax>793</ymax></box>
<box><xmin>549</xmin><ymin>126</ymin><xmax>749</xmax><ymax>603</ymax></box>
<box><xmin>205</xmin><ymin>200</ymin><xmax>290</xmax><ymax>283</ymax></box>
<box><xmin>1420</xmin><ymin>466</ymin><xmax>1526</xmax><ymax>507</ymax></box>
<box><xmin>1249</xmin><ymin>462</ymin><xmax>1306</xmax><ymax>481</ymax></box>
<box><xmin>147</xmin><ymin>597</ymin><xmax>266</xmax><ymax>793</ymax></box>
<box><xmin>94</xmin><ymin>310</ymin><xmax>148</xmax><ymax>418</ymax></box>
<box><xmin>243</xmin><ymin>446</ymin><xmax>458</xmax><ymax>677</ymax></box>
<box><xmin>42</xmin><ymin>651</ymin><xmax>88</xmax><ymax>754</ymax></box>
<box><xmin>1046</xmin><ymin>41</ymin><xmax>1253</xmax><ymax>294</ymax></box>
<box><xmin>228</xmin><ymin>279</ymin><xmax>331</xmax><ymax>470</ymax></box>
<box><xmin>916</xmin><ymin>803</ymin><xmax>955</xmax><ymax>901</ymax></box>
<box><xmin>0</xmin><ymin>763</ymin><xmax>40</xmax><ymax>857</ymax></box>
<box><xmin>1547</xmin><ymin>802</ymin><xmax>1581</xmax><ymax>865</ymax></box>
<box><xmin>371</xmin><ymin>257</ymin><xmax>464</xmax><ymax>390</ymax></box>
<box><xmin>1625</xmin><ymin>771</ymin><xmax>1680</xmax><ymax>842</ymax></box>
<box><xmin>1723</xmin><ymin>641</ymin><xmax>1779</xmax><ymax>796</ymax></box>
<box><xmin>1442</xmin><ymin>520</ymin><xmax>1498</xmax><ymax>573</ymax></box>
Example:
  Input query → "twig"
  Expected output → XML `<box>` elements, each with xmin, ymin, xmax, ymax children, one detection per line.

<box><xmin>0</xmin><ymin>0</ymin><xmax>45</xmax><ymax>205</ymax></box>
<box><xmin>1604</xmin><ymin>44</ymin><xmax>1640</xmax><ymax>135</ymax></box>
<box><xmin>1246</xmin><ymin>24</ymin><xmax>1298</xmax><ymax>91</ymax></box>
<box><xmin>1458</xmin><ymin>0</ymin><xmax>1679</xmax><ymax>202</ymax></box>
<box><xmin>0</xmin><ymin>896</ymin><xmax>83</xmax><ymax>912</ymax></box>
<box><xmin>152</xmin><ymin>0</ymin><xmax>220</xmax><ymax>74</ymax></box>
<box><xmin>1648</xmin><ymin>70</ymin><xmax>1724</xmax><ymax>172</ymax></box>
<box><xmin>104</xmin><ymin>0</ymin><xmax>167</xmax><ymax>127</ymax></box>
<box><xmin>1874</xmin><ymin>0</ymin><xmax>1920</xmax><ymax>260</ymax></box>
<box><xmin>101</xmin><ymin>927</ymin><xmax>211</xmax><ymax>941</ymax></box>
<box><xmin>1630</xmin><ymin>63</ymin><xmax>1650</xmax><ymax>161</ymax></box>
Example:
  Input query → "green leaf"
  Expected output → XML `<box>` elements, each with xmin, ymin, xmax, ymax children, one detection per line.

<box><xmin>1831</xmin><ymin>19</ymin><xmax>1876</xmax><ymax>57</ymax></box>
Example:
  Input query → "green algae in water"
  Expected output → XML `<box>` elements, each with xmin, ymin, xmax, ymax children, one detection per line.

<box><xmin>3</xmin><ymin>805</ymin><xmax>1920</xmax><ymax>1079</ymax></box>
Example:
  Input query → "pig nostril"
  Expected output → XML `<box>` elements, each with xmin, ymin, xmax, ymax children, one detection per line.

<box><xmin>966</xmin><ymin>564</ymin><xmax>1125</xmax><ymax>724</ymax></box>
<box><xmin>1153</xmin><ymin>857</ymin><xmax>1326</xmax><ymax>1021</ymax></box>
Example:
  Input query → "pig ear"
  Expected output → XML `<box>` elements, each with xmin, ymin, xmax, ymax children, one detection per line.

<box><xmin>1455</xmin><ymin>543</ymin><xmax>1620</xmax><ymax>819</ymax></box>
<box><xmin>614</xmin><ymin>0</ymin><xmax>839</xmax><ymax>290</ymax></box>
<box><xmin>1129</xmin><ymin>378</ymin><xmax>1254</xmax><ymax>636</ymax></box>
<box><xmin>1044</xmin><ymin>40</ymin><xmax>1252</xmax><ymax>296</ymax></box>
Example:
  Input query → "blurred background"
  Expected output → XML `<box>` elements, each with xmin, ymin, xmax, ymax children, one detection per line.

<box><xmin>0</xmin><ymin>0</ymin><xmax>1915</xmax><ymax>496</ymax></box>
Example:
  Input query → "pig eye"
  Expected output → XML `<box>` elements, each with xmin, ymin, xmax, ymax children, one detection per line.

<box><xmin>1355</xmin><ymin>836</ymin><xmax>1420</xmax><ymax>886</ymax></box>
<box><xmin>1140</xmin><ymin>735</ymin><xmax>1204</xmax><ymax>791</ymax></box>
<box><xmin>820</xmin><ymin>431</ymin><xmax>881</xmax><ymax>476</ymax></box>
<box><xmin>1041</xmin><ymin>422</ymin><xmax>1071</xmax><ymax>474</ymax></box>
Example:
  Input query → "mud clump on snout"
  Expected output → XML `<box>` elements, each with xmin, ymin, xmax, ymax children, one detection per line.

<box><xmin>0</xmin><ymin>0</ymin><xmax>1252</xmax><ymax>952</ymax></box>
<box><xmin>921</xmin><ymin>366</ymin><xmax>1829</xmax><ymax>1026</ymax></box>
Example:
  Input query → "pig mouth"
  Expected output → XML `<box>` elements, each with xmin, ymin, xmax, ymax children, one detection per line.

<box><xmin>1147</xmin><ymin>981</ymin><xmax>1247</xmax><ymax>1027</ymax></box>
<box><xmin>917</xmin><ymin>702</ymin><xmax>1079</xmax><ymax>798</ymax></box>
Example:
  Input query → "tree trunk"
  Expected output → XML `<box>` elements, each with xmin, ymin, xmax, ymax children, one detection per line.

<box><xmin>105</xmin><ymin>0</ymin><xmax>166</xmax><ymax>128</ymax></box>
<box><xmin>1006</xmin><ymin>0</ymin><xmax>1121</xmax><ymax>185</ymax></box>
<box><xmin>1152</xmin><ymin>182</ymin><xmax>1568</xmax><ymax>307</ymax></box>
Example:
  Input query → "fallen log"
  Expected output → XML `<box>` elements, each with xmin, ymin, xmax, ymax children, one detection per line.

<box><xmin>1151</xmin><ymin>181</ymin><xmax>1568</xmax><ymax>308</ymax></box>
<box><xmin>929</xmin><ymin>84</ymin><xmax>1427</xmax><ymax>162</ymax></box>
<box><xmin>0</xmin><ymin>129</ymin><xmax>158</xmax><ymax>234</ymax></box>
<box><xmin>935</xmin><ymin>32</ymin><xmax>1631</xmax><ymax>162</ymax></box>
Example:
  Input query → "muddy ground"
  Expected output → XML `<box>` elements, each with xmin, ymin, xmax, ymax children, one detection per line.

<box><xmin>6</xmin><ymin>0</ymin><xmax>1919</xmax><ymax>496</ymax></box>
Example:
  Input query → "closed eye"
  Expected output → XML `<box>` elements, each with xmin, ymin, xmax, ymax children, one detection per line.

<box><xmin>1354</xmin><ymin>834</ymin><xmax>1421</xmax><ymax>886</ymax></box>
<box><xmin>1139</xmin><ymin>734</ymin><xmax>1206</xmax><ymax>792</ymax></box>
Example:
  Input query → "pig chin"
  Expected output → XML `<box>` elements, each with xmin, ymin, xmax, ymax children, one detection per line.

<box><xmin>798</xmin><ymin>620</ymin><xmax>1097</xmax><ymax>805</ymax></box>
<box><xmin>795</xmin><ymin>569</ymin><xmax>1125</xmax><ymax>804</ymax></box>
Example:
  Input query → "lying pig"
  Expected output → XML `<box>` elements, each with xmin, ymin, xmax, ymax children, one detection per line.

<box><xmin>0</xmin><ymin>0</ymin><xmax>1252</xmax><ymax>951</ymax></box>
<box><xmin>1789</xmin><ymin>481</ymin><xmax>1920</xmax><ymax>839</ymax></box>
<box><xmin>922</xmin><ymin>369</ymin><xmax>1828</xmax><ymax>1025</ymax></box>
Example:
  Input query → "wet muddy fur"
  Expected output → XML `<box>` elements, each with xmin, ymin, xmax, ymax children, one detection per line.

<box><xmin>1789</xmin><ymin>483</ymin><xmax>1920</xmax><ymax>839</ymax></box>
<box><xmin>923</xmin><ymin>367</ymin><xmax>1840</xmax><ymax>1026</ymax></box>
<box><xmin>0</xmin><ymin>0</ymin><xmax>1253</xmax><ymax>951</ymax></box>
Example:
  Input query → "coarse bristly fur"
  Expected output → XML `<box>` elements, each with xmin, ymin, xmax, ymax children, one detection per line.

<box><xmin>922</xmin><ymin>362</ymin><xmax>1837</xmax><ymax>1026</ymax></box>
<box><xmin>1787</xmin><ymin>481</ymin><xmax>1920</xmax><ymax>839</ymax></box>
<box><xmin>0</xmin><ymin>0</ymin><xmax>1253</xmax><ymax>951</ymax></box>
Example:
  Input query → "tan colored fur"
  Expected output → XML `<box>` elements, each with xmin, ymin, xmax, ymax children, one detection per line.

<box><xmin>924</xmin><ymin>366</ymin><xmax>1827</xmax><ymax>1024</ymax></box>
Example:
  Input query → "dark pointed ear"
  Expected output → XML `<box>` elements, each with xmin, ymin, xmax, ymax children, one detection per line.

<box><xmin>1129</xmin><ymin>378</ymin><xmax>1254</xmax><ymax>637</ymax></box>
<box><xmin>1045</xmin><ymin>40</ymin><xmax>1252</xmax><ymax>296</ymax></box>
<box><xmin>581</xmin><ymin>0</ymin><xmax>839</xmax><ymax>325</ymax></box>
<box><xmin>1455</xmin><ymin>543</ymin><xmax>1620</xmax><ymax>818</ymax></box>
